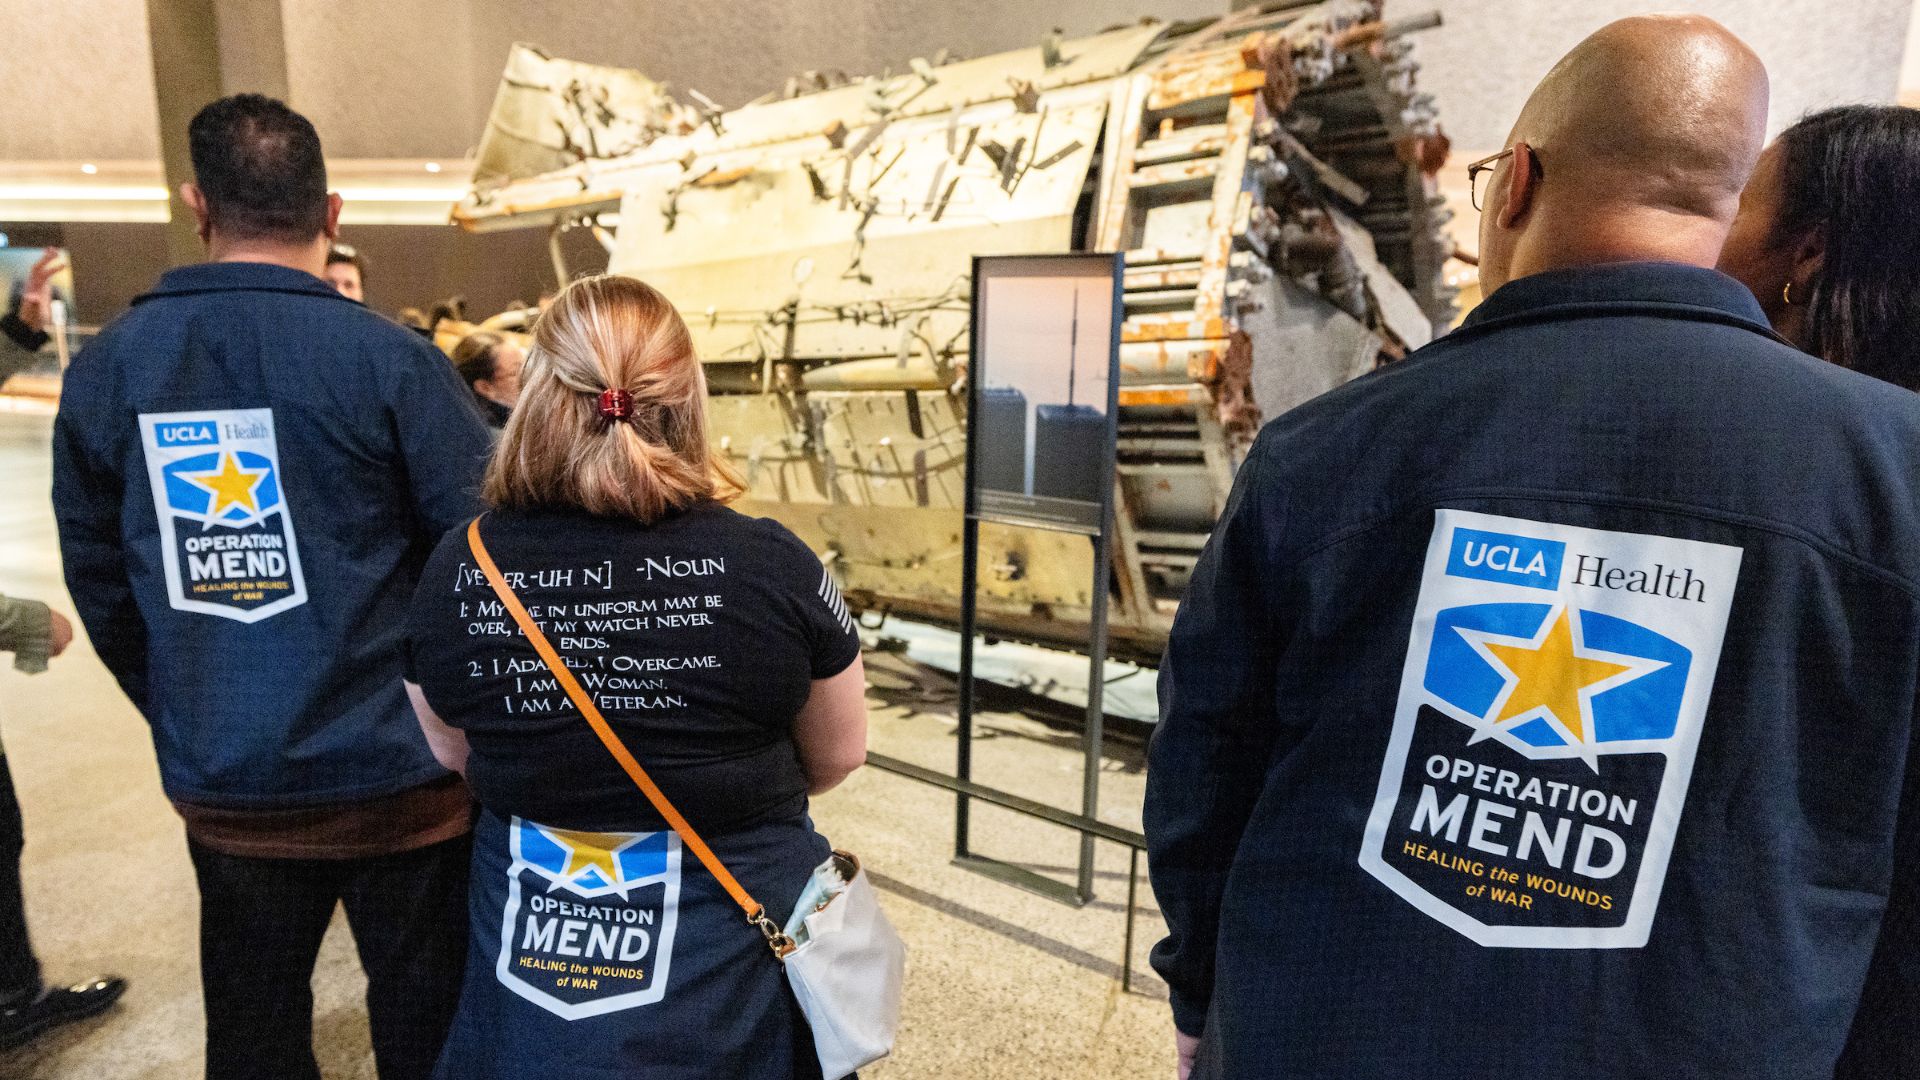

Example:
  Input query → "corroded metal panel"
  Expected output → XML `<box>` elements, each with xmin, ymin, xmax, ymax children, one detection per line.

<box><xmin>450</xmin><ymin>2</ymin><xmax>1457</xmax><ymax>664</ymax></box>
<box><xmin>454</xmin><ymin>23</ymin><xmax>1164</xmax><ymax>230</ymax></box>
<box><xmin>608</xmin><ymin>102</ymin><xmax>1107</xmax><ymax>363</ymax></box>
<box><xmin>810</xmin><ymin>390</ymin><xmax>965</xmax><ymax>510</ymax></box>
<box><xmin>706</xmin><ymin>394</ymin><xmax>827</xmax><ymax>505</ymax></box>
<box><xmin>470</xmin><ymin>44</ymin><xmax>686</xmax><ymax>194</ymax></box>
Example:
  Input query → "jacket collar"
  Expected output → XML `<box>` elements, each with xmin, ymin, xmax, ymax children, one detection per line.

<box><xmin>1459</xmin><ymin>262</ymin><xmax>1787</xmax><ymax>345</ymax></box>
<box><xmin>133</xmin><ymin>261</ymin><xmax>354</xmax><ymax>306</ymax></box>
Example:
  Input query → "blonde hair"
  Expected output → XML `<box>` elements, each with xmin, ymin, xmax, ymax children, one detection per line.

<box><xmin>483</xmin><ymin>275</ymin><xmax>742</xmax><ymax>522</ymax></box>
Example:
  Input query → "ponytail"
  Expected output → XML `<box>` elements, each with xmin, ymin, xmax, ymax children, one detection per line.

<box><xmin>483</xmin><ymin>275</ymin><xmax>743</xmax><ymax>523</ymax></box>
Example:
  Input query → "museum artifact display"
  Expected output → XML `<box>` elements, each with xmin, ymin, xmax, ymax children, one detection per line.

<box><xmin>452</xmin><ymin>0</ymin><xmax>1453</xmax><ymax>663</ymax></box>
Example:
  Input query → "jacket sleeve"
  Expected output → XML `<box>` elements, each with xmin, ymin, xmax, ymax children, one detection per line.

<box><xmin>385</xmin><ymin>339</ymin><xmax>493</xmax><ymax>540</ymax></box>
<box><xmin>51</xmin><ymin>361</ymin><xmax>150</xmax><ymax>709</ymax></box>
<box><xmin>0</xmin><ymin>594</ymin><xmax>51</xmax><ymax>674</ymax></box>
<box><xmin>1</xmin><ymin>311</ymin><xmax>50</xmax><ymax>354</ymax></box>
<box><xmin>1144</xmin><ymin>435</ymin><xmax>1298</xmax><ymax>1037</ymax></box>
<box><xmin>1834</xmin><ymin>712</ymin><xmax>1919</xmax><ymax>1077</ymax></box>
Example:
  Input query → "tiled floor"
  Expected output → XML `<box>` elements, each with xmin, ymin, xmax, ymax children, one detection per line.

<box><xmin>0</xmin><ymin>410</ymin><xmax>1174</xmax><ymax>1079</ymax></box>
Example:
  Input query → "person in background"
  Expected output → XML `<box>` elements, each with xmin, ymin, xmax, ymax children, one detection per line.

<box><xmin>52</xmin><ymin>94</ymin><xmax>493</xmax><ymax>1080</ymax></box>
<box><xmin>395</xmin><ymin>307</ymin><xmax>435</xmax><ymax>340</ymax></box>
<box><xmin>450</xmin><ymin>331</ymin><xmax>525</xmax><ymax>429</ymax></box>
<box><xmin>1</xmin><ymin>249</ymin><xmax>66</xmax><ymax>356</ymax></box>
<box><xmin>1718</xmin><ymin>104</ymin><xmax>1920</xmax><ymax>392</ymax></box>
<box><xmin>1716</xmin><ymin>102</ymin><xmax>1920</xmax><ymax>1077</ymax></box>
<box><xmin>324</xmin><ymin>243</ymin><xmax>366</xmax><ymax>302</ymax></box>
<box><xmin>0</xmin><ymin>593</ymin><xmax>123</xmax><ymax>1051</ymax></box>
<box><xmin>1146</xmin><ymin>17</ymin><xmax>1920</xmax><ymax>1079</ymax></box>
<box><xmin>405</xmin><ymin>275</ymin><xmax>867</xmax><ymax>1079</ymax></box>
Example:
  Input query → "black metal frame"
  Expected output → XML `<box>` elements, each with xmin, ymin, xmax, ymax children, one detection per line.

<box><xmin>955</xmin><ymin>252</ymin><xmax>1127</xmax><ymax>908</ymax></box>
<box><xmin>866</xmin><ymin>752</ymin><xmax>1153</xmax><ymax>993</ymax></box>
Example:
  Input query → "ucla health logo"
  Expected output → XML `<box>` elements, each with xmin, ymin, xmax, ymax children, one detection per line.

<box><xmin>1360</xmin><ymin>510</ymin><xmax>1741</xmax><ymax>949</ymax></box>
<box><xmin>1445</xmin><ymin>527</ymin><xmax>1564</xmax><ymax>590</ymax></box>
<box><xmin>498</xmin><ymin>818</ymin><xmax>681</xmax><ymax>1020</ymax></box>
<box><xmin>139</xmin><ymin>409</ymin><xmax>307</xmax><ymax>622</ymax></box>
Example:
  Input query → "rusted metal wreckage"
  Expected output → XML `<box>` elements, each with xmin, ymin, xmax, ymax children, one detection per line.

<box><xmin>452</xmin><ymin>0</ymin><xmax>1454</xmax><ymax>665</ymax></box>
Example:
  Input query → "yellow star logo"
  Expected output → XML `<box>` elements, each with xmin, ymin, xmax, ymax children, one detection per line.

<box><xmin>551</xmin><ymin>829</ymin><xmax>632</xmax><ymax>886</ymax></box>
<box><xmin>180</xmin><ymin>453</ymin><xmax>268</xmax><ymax>520</ymax></box>
<box><xmin>1483</xmin><ymin>609</ymin><xmax>1633</xmax><ymax>745</ymax></box>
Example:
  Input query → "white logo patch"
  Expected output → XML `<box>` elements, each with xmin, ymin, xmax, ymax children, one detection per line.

<box><xmin>138</xmin><ymin>408</ymin><xmax>308</xmax><ymax>622</ymax></box>
<box><xmin>1358</xmin><ymin>509</ymin><xmax>1742</xmax><ymax>948</ymax></box>
<box><xmin>498</xmin><ymin>818</ymin><xmax>682</xmax><ymax>1020</ymax></box>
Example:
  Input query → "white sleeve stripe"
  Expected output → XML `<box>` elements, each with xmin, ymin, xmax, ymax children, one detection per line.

<box><xmin>816</xmin><ymin>566</ymin><xmax>856</xmax><ymax>635</ymax></box>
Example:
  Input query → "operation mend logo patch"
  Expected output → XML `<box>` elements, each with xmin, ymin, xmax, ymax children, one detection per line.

<box><xmin>498</xmin><ymin>818</ymin><xmax>681</xmax><ymax>1020</ymax></box>
<box><xmin>138</xmin><ymin>409</ymin><xmax>307</xmax><ymax>622</ymax></box>
<box><xmin>1359</xmin><ymin>509</ymin><xmax>1741</xmax><ymax>948</ymax></box>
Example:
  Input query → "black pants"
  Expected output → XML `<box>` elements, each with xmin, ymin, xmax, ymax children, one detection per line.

<box><xmin>188</xmin><ymin>833</ymin><xmax>470</xmax><ymax>1080</ymax></box>
<box><xmin>0</xmin><ymin>756</ymin><xmax>40</xmax><ymax>1007</ymax></box>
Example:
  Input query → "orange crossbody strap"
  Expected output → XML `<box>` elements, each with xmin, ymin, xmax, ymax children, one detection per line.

<box><xmin>465</xmin><ymin>517</ymin><xmax>794</xmax><ymax>956</ymax></box>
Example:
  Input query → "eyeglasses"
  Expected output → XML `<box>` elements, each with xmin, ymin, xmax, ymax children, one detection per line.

<box><xmin>1466</xmin><ymin>146</ymin><xmax>1543</xmax><ymax>211</ymax></box>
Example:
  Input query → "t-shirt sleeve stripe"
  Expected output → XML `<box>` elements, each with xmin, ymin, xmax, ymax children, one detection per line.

<box><xmin>817</xmin><ymin>566</ymin><xmax>856</xmax><ymax>636</ymax></box>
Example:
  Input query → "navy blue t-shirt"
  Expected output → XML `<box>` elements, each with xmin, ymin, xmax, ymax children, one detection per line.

<box><xmin>407</xmin><ymin>503</ymin><xmax>861</xmax><ymax>834</ymax></box>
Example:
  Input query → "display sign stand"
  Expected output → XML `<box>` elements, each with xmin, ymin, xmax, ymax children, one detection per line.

<box><xmin>953</xmin><ymin>253</ymin><xmax>1125</xmax><ymax>907</ymax></box>
<box><xmin>51</xmin><ymin>299</ymin><xmax>70</xmax><ymax>370</ymax></box>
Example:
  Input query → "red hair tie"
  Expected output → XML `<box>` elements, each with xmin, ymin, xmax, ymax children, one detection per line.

<box><xmin>597</xmin><ymin>388</ymin><xmax>633</xmax><ymax>421</ymax></box>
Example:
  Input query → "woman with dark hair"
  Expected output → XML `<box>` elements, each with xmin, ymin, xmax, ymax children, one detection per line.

<box><xmin>451</xmin><ymin>330</ymin><xmax>526</xmax><ymax>428</ymax></box>
<box><xmin>1718</xmin><ymin>104</ymin><xmax>1920</xmax><ymax>390</ymax></box>
<box><xmin>405</xmin><ymin>275</ymin><xmax>869</xmax><ymax>1079</ymax></box>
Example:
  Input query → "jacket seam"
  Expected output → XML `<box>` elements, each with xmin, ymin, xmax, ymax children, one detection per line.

<box><xmin>1452</xmin><ymin>300</ymin><xmax>1790</xmax><ymax>348</ymax></box>
<box><xmin>1283</xmin><ymin>485</ymin><xmax>1920</xmax><ymax>601</ymax></box>
<box><xmin>132</xmin><ymin>283</ymin><xmax>353</xmax><ymax>306</ymax></box>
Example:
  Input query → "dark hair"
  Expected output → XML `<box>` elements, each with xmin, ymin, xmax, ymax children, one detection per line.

<box><xmin>452</xmin><ymin>331</ymin><xmax>507</xmax><ymax>389</ymax></box>
<box><xmin>1773</xmin><ymin>105</ymin><xmax>1920</xmax><ymax>391</ymax></box>
<box><xmin>427</xmin><ymin>296</ymin><xmax>468</xmax><ymax>327</ymax></box>
<box><xmin>187</xmin><ymin>94</ymin><xmax>330</xmax><ymax>243</ymax></box>
<box><xmin>326</xmin><ymin>243</ymin><xmax>365</xmax><ymax>282</ymax></box>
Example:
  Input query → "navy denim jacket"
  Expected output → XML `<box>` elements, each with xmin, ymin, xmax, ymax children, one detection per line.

<box><xmin>52</xmin><ymin>262</ymin><xmax>493</xmax><ymax>808</ymax></box>
<box><xmin>1146</xmin><ymin>263</ymin><xmax>1920</xmax><ymax>1078</ymax></box>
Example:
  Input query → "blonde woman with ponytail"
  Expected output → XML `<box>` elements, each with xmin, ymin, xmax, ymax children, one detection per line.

<box><xmin>403</xmin><ymin>275</ymin><xmax>869</xmax><ymax>1079</ymax></box>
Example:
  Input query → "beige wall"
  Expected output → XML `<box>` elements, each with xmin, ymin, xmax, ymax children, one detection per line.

<box><xmin>2</xmin><ymin>0</ymin><xmax>1912</xmax><ymax>162</ymax></box>
<box><xmin>0</xmin><ymin>0</ymin><xmax>159</xmax><ymax>159</ymax></box>
<box><xmin>0</xmin><ymin>0</ymin><xmax>1220</xmax><ymax>161</ymax></box>
<box><xmin>1902</xmin><ymin>0</ymin><xmax>1920</xmax><ymax>104</ymax></box>
<box><xmin>1416</xmin><ymin>0</ymin><xmax>1914</xmax><ymax>155</ymax></box>
<box><xmin>3</xmin><ymin>0</ymin><xmax>1920</xmax><ymax>180</ymax></box>
<box><xmin>293</xmin><ymin>0</ymin><xmax>1224</xmax><ymax>158</ymax></box>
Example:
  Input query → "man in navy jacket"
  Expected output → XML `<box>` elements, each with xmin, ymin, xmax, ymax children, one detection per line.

<box><xmin>52</xmin><ymin>95</ymin><xmax>492</xmax><ymax>1079</ymax></box>
<box><xmin>1147</xmin><ymin>16</ymin><xmax>1918</xmax><ymax>1079</ymax></box>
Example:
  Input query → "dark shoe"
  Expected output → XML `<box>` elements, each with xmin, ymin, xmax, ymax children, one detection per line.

<box><xmin>0</xmin><ymin>977</ymin><xmax>127</xmax><ymax>1051</ymax></box>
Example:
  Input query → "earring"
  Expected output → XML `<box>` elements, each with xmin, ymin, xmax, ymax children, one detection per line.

<box><xmin>1782</xmin><ymin>281</ymin><xmax>1796</xmax><ymax>306</ymax></box>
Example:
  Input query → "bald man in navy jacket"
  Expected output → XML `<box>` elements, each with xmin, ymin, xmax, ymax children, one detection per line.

<box><xmin>1146</xmin><ymin>17</ymin><xmax>1920</xmax><ymax>1080</ymax></box>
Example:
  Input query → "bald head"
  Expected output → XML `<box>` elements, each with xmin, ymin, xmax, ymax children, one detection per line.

<box><xmin>1478</xmin><ymin>15</ymin><xmax>1770</xmax><ymax>294</ymax></box>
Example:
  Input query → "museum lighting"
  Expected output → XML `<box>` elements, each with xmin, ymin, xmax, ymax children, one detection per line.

<box><xmin>0</xmin><ymin>184</ymin><xmax>169</xmax><ymax>200</ymax></box>
<box><xmin>0</xmin><ymin>160</ymin><xmax>473</xmax><ymax>224</ymax></box>
<box><xmin>332</xmin><ymin>186</ymin><xmax>464</xmax><ymax>202</ymax></box>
